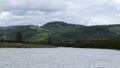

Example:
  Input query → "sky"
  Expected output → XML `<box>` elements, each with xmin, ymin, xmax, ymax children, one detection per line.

<box><xmin>0</xmin><ymin>0</ymin><xmax>120</xmax><ymax>26</ymax></box>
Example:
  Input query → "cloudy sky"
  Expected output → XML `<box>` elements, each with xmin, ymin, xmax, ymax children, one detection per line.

<box><xmin>0</xmin><ymin>0</ymin><xmax>120</xmax><ymax>26</ymax></box>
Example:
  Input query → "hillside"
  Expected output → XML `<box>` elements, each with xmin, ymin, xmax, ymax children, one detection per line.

<box><xmin>0</xmin><ymin>21</ymin><xmax>120</xmax><ymax>42</ymax></box>
<box><xmin>0</xmin><ymin>25</ymin><xmax>50</xmax><ymax>42</ymax></box>
<box><xmin>41</xmin><ymin>21</ymin><xmax>84</xmax><ymax>30</ymax></box>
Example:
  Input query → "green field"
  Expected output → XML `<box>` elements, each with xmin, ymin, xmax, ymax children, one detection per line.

<box><xmin>0</xmin><ymin>43</ymin><xmax>57</xmax><ymax>48</ymax></box>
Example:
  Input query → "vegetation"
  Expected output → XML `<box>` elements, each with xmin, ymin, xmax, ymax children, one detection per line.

<box><xmin>0</xmin><ymin>43</ymin><xmax>57</xmax><ymax>48</ymax></box>
<box><xmin>0</xmin><ymin>39</ymin><xmax>120</xmax><ymax>50</ymax></box>
<box><xmin>0</xmin><ymin>21</ymin><xmax>120</xmax><ymax>42</ymax></box>
<box><xmin>0</xmin><ymin>38</ymin><xmax>4</xmax><ymax>44</ymax></box>
<box><xmin>0</xmin><ymin>21</ymin><xmax>120</xmax><ymax>49</ymax></box>
<box><xmin>73</xmin><ymin>40</ymin><xmax>120</xmax><ymax>50</ymax></box>
<box><xmin>15</xmin><ymin>32</ymin><xmax>23</xmax><ymax>43</ymax></box>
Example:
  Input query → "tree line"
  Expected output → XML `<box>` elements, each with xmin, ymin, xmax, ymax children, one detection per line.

<box><xmin>46</xmin><ymin>39</ymin><xmax>120</xmax><ymax>50</ymax></box>
<box><xmin>0</xmin><ymin>32</ymin><xmax>120</xmax><ymax>50</ymax></box>
<box><xmin>0</xmin><ymin>32</ymin><xmax>23</xmax><ymax>44</ymax></box>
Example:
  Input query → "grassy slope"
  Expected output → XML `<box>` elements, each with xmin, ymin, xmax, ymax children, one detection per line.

<box><xmin>40</xmin><ymin>25</ymin><xmax>117</xmax><ymax>41</ymax></box>
<box><xmin>0</xmin><ymin>43</ymin><xmax>57</xmax><ymax>48</ymax></box>
<box><xmin>1</xmin><ymin>22</ymin><xmax>120</xmax><ymax>42</ymax></box>
<box><xmin>19</xmin><ymin>24</ymin><xmax>120</xmax><ymax>42</ymax></box>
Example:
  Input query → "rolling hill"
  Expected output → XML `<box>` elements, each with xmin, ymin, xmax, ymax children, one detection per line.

<box><xmin>0</xmin><ymin>21</ymin><xmax>120</xmax><ymax>42</ymax></box>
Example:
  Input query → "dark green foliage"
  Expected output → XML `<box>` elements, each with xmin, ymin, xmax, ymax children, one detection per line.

<box><xmin>15</xmin><ymin>32</ymin><xmax>23</xmax><ymax>43</ymax></box>
<box><xmin>46</xmin><ymin>37</ymin><xmax>53</xmax><ymax>45</ymax></box>
<box><xmin>73</xmin><ymin>40</ymin><xmax>120</xmax><ymax>50</ymax></box>
<box><xmin>45</xmin><ymin>39</ymin><xmax>120</xmax><ymax>50</ymax></box>
<box><xmin>0</xmin><ymin>38</ymin><xmax>4</xmax><ymax>44</ymax></box>
<box><xmin>53</xmin><ymin>40</ymin><xmax>73</xmax><ymax>47</ymax></box>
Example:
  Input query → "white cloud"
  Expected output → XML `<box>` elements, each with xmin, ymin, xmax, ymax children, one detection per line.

<box><xmin>0</xmin><ymin>0</ymin><xmax>120</xmax><ymax>26</ymax></box>
<box><xmin>111</xmin><ymin>0</ymin><xmax>120</xmax><ymax>10</ymax></box>
<box><xmin>85</xmin><ymin>16</ymin><xmax>120</xmax><ymax>25</ymax></box>
<box><xmin>0</xmin><ymin>0</ymin><xmax>67</xmax><ymax>12</ymax></box>
<box><xmin>0</xmin><ymin>11</ymin><xmax>10</xmax><ymax>20</ymax></box>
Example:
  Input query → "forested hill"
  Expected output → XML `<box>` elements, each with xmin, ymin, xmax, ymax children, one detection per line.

<box><xmin>0</xmin><ymin>21</ymin><xmax>120</xmax><ymax>42</ymax></box>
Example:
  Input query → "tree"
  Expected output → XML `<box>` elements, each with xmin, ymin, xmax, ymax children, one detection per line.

<box><xmin>46</xmin><ymin>37</ymin><xmax>52</xmax><ymax>45</ymax></box>
<box><xmin>0</xmin><ymin>38</ymin><xmax>4</xmax><ymax>44</ymax></box>
<box><xmin>15</xmin><ymin>32</ymin><xmax>23</xmax><ymax>43</ymax></box>
<box><xmin>74</xmin><ymin>40</ymin><xmax>80</xmax><ymax>48</ymax></box>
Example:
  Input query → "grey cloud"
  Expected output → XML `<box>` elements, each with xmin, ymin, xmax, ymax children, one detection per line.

<box><xmin>0</xmin><ymin>0</ymin><xmax>120</xmax><ymax>26</ymax></box>
<box><xmin>0</xmin><ymin>0</ymin><xmax>67</xmax><ymax>13</ymax></box>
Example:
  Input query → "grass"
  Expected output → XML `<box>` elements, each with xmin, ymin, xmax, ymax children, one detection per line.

<box><xmin>0</xmin><ymin>43</ymin><xmax>57</xmax><ymax>48</ymax></box>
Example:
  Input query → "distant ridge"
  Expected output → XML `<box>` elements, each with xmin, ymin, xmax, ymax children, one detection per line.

<box><xmin>0</xmin><ymin>21</ymin><xmax>120</xmax><ymax>42</ymax></box>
